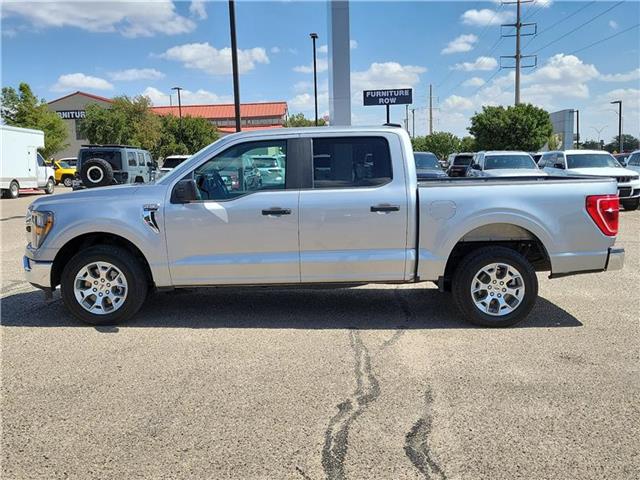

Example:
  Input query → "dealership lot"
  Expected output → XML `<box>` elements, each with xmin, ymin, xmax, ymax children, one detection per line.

<box><xmin>1</xmin><ymin>190</ymin><xmax>638</xmax><ymax>479</ymax></box>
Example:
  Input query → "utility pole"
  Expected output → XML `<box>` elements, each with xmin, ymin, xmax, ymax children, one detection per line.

<box><xmin>228</xmin><ymin>0</ymin><xmax>242</xmax><ymax>132</ymax></box>
<box><xmin>611</xmin><ymin>100</ymin><xmax>623</xmax><ymax>152</ymax></box>
<box><xmin>500</xmin><ymin>0</ymin><xmax>536</xmax><ymax>105</ymax></box>
<box><xmin>405</xmin><ymin>104</ymin><xmax>409</xmax><ymax>132</ymax></box>
<box><xmin>428</xmin><ymin>84</ymin><xmax>433</xmax><ymax>135</ymax></box>
<box><xmin>411</xmin><ymin>108</ymin><xmax>416</xmax><ymax>138</ymax></box>
<box><xmin>310</xmin><ymin>33</ymin><xmax>319</xmax><ymax>126</ymax></box>
<box><xmin>172</xmin><ymin>86</ymin><xmax>183</xmax><ymax>144</ymax></box>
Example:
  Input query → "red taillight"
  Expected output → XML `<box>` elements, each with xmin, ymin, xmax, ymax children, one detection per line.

<box><xmin>586</xmin><ymin>195</ymin><xmax>619</xmax><ymax>236</ymax></box>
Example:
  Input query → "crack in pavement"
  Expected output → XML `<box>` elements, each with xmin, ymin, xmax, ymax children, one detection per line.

<box><xmin>404</xmin><ymin>388</ymin><xmax>446</xmax><ymax>480</ymax></box>
<box><xmin>321</xmin><ymin>330</ymin><xmax>380</xmax><ymax>480</ymax></box>
<box><xmin>378</xmin><ymin>288</ymin><xmax>411</xmax><ymax>352</ymax></box>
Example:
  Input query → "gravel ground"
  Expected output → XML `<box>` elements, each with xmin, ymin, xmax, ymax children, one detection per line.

<box><xmin>1</xmin><ymin>188</ymin><xmax>638</xmax><ymax>480</ymax></box>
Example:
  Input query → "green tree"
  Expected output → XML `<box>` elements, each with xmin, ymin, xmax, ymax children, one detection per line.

<box><xmin>460</xmin><ymin>136</ymin><xmax>476</xmax><ymax>152</ymax></box>
<box><xmin>284</xmin><ymin>112</ymin><xmax>326</xmax><ymax>127</ymax></box>
<box><xmin>581</xmin><ymin>139</ymin><xmax>602</xmax><ymax>150</ymax></box>
<box><xmin>1</xmin><ymin>83</ymin><xmax>68</xmax><ymax>158</ymax></box>
<box><xmin>412</xmin><ymin>132</ymin><xmax>461</xmax><ymax>160</ymax></box>
<box><xmin>604</xmin><ymin>134</ymin><xmax>639</xmax><ymax>153</ymax></box>
<box><xmin>547</xmin><ymin>134</ymin><xmax>561</xmax><ymax>151</ymax></box>
<box><xmin>81</xmin><ymin>95</ymin><xmax>162</xmax><ymax>153</ymax></box>
<box><xmin>469</xmin><ymin>103</ymin><xmax>553</xmax><ymax>151</ymax></box>
<box><xmin>157</xmin><ymin>114</ymin><xmax>218</xmax><ymax>159</ymax></box>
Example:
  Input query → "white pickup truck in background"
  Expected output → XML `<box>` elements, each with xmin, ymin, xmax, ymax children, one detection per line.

<box><xmin>1</xmin><ymin>125</ymin><xmax>55</xmax><ymax>199</ymax></box>
<box><xmin>24</xmin><ymin>127</ymin><xmax>624</xmax><ymax>327</ymax></box>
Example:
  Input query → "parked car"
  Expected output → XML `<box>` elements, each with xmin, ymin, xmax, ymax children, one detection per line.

<box><xmin>614</xmin><ymin>153</ymin><xmax>631</xmax><ymax>167</ymax></box>
<box><xmin>446</xmin><ymin>152</ymin><xmax>474</xmax><ymax>177</ymax></box>
<box><xmin>540</xmin><ymin>150</ymin><xmax>640</xmax><ymax>211</ymax></box>
<box><xmin>53</xmin><ymin>158</ymin><xmax>77</xmax><ymax>187</ymax></box>
<box><xmin>414</xmin><ymin>152</ymin><xmax>447</xmax><ymax>180</ymax></box>
<box><xmin>252</xmin><ymin>154</ymin><xmax>286</xmax><ymax>187</ymax></box>
<box><xmin>158</xmin><ymin>155</ymin><xmax>190</xmax><ymax>179</ymax></box>
<box><xmin>467</xmin><ymin>151</ymin><xmax>547</xmax><ymax>177</ymax></box>
<box><xmin>625</xmin><ymin>150</ymin><xmax>640</xmax><ymax>176</ymax></box>
<box><xmin>0</xmin><ymin>125</ymin><xmax>55</xmax><ymax>198</ymax></box>
<box><xmin>24</xmin><ymin>127</ymin><xmax>625</xmax><ymax>328</ymax></box>
<box><xmin>73</xmin><ymin>145</ymin><xmax>155</xmax><ymax>189</ymax></box>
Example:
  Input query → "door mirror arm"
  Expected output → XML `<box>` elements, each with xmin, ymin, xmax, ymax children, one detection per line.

<box><xmin>171</xmin><ymin>179</ymin><xmax>199</xmax><ymax>204</ymax></box>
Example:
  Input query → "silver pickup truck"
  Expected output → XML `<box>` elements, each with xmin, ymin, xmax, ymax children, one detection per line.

<box><xmin>24</xmin><ymin>126</ymin><xmax>624</xmax><ymax>327</ymax></box>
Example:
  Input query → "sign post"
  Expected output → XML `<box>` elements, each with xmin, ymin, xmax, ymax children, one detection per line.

<box><xmin>363</xmin><ymin>89</ymin><xmax>413</xmax><ymax>124</ymax></box>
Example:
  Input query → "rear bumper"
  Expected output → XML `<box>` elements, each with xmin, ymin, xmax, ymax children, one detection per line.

<box><xmin>605</xmin><ymin>247</ymin><xmax>624</xmax><ymax>271</ymax></box>
<box><xmin>23</xmin><ymin>256</ymin><xmax>53</xmax><ymax>289</ymax></box>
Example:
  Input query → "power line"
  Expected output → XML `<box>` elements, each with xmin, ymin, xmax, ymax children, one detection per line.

<box><xmin>568</xmin><ymin>23</ymin><xmax>640</xmax><ymax>55</ymax></box>
<box><xmin>530</xmin><ymin>1</ymin><xmax>624</xmax><ymax>54</ymax></box>
<box><xmin>523</xmin><ymin>1</ymin><xmax>596</xmax><ymax>50</ymax></box>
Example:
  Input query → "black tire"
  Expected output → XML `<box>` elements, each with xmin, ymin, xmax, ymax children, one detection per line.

<box><xmin>61</xmin><ymin>245</ymin><xmax>148</xmax><ymax>325</ymax></box>
<box><xmin>7</xmin><ymin>180</ymin><xmax>19</xmax><ymax>199</ymax></box>
<box><xmin>80</xmin><ymin>158</ymin><xmax>114</xmax><ymax>188</ymax></box>
<box><xmin>621</xmin><ymin>198</ymin><xmax>639</xmax><ymax>211</ymax></box>
<box><xmin>452</xmin><ymin>246</ymin><xmax>538</xmax><ymax>327</ymax></box>
<box><xmin>62</xmin><ymin>176</ymin><xmax>73</xmax><ymax>187</ymax></box>
<box><xmin>44</xmin><ymin>177</ymin><xmax>55</xmax><ymax>194</ymax></box>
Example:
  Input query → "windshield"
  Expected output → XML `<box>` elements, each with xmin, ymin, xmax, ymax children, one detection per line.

<box><xmin>453</xmin><ymin>155</ymin><xmax>473</xmax><ymax>166</ymax></box>
<box><xmin>414</xmin><ymin>153</ymin><xmax>440</xmax><ymax>169</ymax></box>
<box><xmin>163</xmin><ymin>157</ymin><xmax>188</xmax><ymax>169</ymax></box>
<box><xmin>567</xmin><ymin>153</ymin><xmax>621</xmax><ymax>169</ymax></box>
<box><xmin>484</xmin><ymin>154</ymin><xmax>537</xmax><ymax>170</ymax></box>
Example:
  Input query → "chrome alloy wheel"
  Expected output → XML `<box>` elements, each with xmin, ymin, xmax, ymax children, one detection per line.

<box><xmin>470</xmin><ymin>262</ymin><xmax>525</xmax><ymax>316</ymax></box>
<box><xmin>74</xmin><ymin>261</ymin><xmax>128</xmax><ymax>315</ymax></box>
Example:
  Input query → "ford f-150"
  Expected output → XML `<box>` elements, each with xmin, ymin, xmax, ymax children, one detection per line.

<box><xmin>24</xmin><ymin>127</ymin><xmax>625</xmax><ymax>327</ymax></box>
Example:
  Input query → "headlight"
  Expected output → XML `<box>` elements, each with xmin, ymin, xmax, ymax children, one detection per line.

<box><xmin>27</xmin><ymin>210</ymin><xmax>54</xmax><ymax>249</ymax></box>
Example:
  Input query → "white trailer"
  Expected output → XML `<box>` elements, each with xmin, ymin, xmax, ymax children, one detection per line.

<box><xmin>1</xmin><ymin>125</ymin><xmax>55</xmax><ymax>199</ymax></box>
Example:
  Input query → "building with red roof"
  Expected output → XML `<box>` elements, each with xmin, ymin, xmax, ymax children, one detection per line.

<box><xmin>47</xmin><ymin>91</ymin><xmax>288</xmax><ymax>158</ymax></box>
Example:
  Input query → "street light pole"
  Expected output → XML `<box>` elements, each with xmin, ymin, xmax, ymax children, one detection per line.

<box><xmin>172</xmin><ymin>86</ymin><xmax>183</xmax><ymax>143</ymax></box>
<box><xmin>310</xmin><ymin>33</ymin><xmax>319</xmax><ymax>126</ymax></box>
<box><xmin>590</xmin><ymin>126</ymin><xmax>607</xmax><ymax>148</ymax></box>
<box><xmin>229</xmin><ymin>0</ymin><xmax>242</xmax><ymax>132</ymax></box>
<box><xmin>575</xmin><ymin>109</ymin><xmax>580</xmax><ymax>149</ymax></box>
<box><xmin>611</xmin><ymin>100</ymin><xmax>623</xmax><ymax>152</ymax></box>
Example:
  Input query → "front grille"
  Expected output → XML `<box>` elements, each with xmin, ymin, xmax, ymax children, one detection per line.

<box><xmin>618</xmin><ymin>187</ymin><xmax>632</xmax><ymax>198</ymax></box>
<box><xmin>616</xmin><ymin>176</ymin><xmax>639</xmax><ymax>183</ymax></box>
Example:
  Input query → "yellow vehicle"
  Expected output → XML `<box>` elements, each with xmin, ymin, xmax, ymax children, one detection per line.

<box><xmin>53</xmin><ymin>158</ymin><xmax>77</xmax><ymax>187</ymax></box>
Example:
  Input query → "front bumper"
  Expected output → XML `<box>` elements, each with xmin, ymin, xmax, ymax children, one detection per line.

<box><xmin>23</xmin><ymin>256</ymin><xmax>53</xmax><ymax>289</ymax></box>
<box><xmin>606</xmin><ymin>247</ymin><xmax>624</xmax><ymax>271</ymax></box>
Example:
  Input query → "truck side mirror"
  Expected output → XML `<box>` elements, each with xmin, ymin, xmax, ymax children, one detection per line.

<box><xmin>171</xmin><ymin>179</ymin><xmax>199</xmax><ymax>203</ymax></box>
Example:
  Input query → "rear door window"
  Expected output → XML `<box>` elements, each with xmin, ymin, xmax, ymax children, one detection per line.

<box><xmin>137</xmin><ymin>152</ymin><xmax>145</xmax><ymax>167</ymax></box>
<box><xmin>128</xmin><ymin>152</ymin><xmax>137</xmax><ymax>167</ymax></box>
<box><xmin>311</xmin><ymin>137</ymin><xmax>392</xmax><ymax>189</ymax></box>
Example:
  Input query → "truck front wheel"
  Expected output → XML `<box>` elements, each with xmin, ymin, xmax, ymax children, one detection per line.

<box><xmin>61</xmin><ymin>245</ymin><xmax>148</xmax><ymax>325</ymax></box>
<box><xmin>44</xmin><ymin>178</ymin><xmax>55</xmax><ymax>194</ymax></box>
<box><xmin>452</xmin><ymin>246</ymin><xmax>538</xmax><ymax>327</ymax></box>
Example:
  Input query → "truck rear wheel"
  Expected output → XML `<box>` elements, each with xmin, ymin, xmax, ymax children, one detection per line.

<box><xmin>452</xmin><ymin>246</ymin><xmax>538</xmax><ymax>327</ymax></box>
<box><xmin>3</xmin><ymin>180</ymin><xmax>20</xmax><ymax>199</ymax></box>
<box><xmin>61</xmin><ymin>245</ymin><xmax>148</xmax><ymax>325</ymax></box>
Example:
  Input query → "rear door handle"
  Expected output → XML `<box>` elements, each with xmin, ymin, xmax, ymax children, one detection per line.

<box><xmin>370</xmin><ymin>204</ymin><xmax>400</xmax><ymax>213</ymax></box>
<box><xmin>262</xmin><ymin>207</ymin><xmax>292</xmax><ymax>216</ymax></box>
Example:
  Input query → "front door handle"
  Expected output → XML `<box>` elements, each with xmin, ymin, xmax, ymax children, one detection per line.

<box><xmin>262</xmin><ymin>207</ymin><xmax>292</xmax><ymax>216</ymax></box>
<box><xmin>370</xmin><ymin>204</ymin><xmax>400</xmax><ymax>213</ymax></box>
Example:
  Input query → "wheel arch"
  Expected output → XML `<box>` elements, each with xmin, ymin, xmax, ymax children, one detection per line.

<box><xmin>51</xmin><ymin>232</ymin><xmax>154</xmax><ymax>289</ymax></box>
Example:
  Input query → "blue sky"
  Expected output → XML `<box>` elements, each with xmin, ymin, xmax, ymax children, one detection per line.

<box><xmin>2</xmin><ymin>0</ymin><xmax>639</xmax><ymax>142</ymax></box>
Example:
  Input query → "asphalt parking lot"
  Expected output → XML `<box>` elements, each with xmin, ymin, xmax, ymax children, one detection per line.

<box><xmin>1</xmin><ymin>188</ymin><xmax>638</xmax><ymax>480</ymax></box>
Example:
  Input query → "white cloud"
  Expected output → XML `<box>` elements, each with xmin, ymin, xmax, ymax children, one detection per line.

<box><xmin>109</xmin><ymin>68</ymin><xmax>165</xmax><ymax>82</ymax></box>
<box><xmin>461</xmin><ymin>9</ymin><xmax>514</xmax><ymax>27</ymax></box>
<box><xmin>350</xmin><ymin>39</ymin><xmax>358</xmax><ymax>49</ymax></box>
<box><xmin>443</xmin><ymin>95</ymin><xmax>474</xmax><ymax>111</ymax></box>
<box><xmin>453</xmin><ymin>56</ymin><xmax>498</xmax><ymax>71</ymax></box>
<box><xmin>462</xmin><ymin>77</ymin><xmax>486</xmax><ymax>87</ymax></box>
<box><xmin>442</xmin><ymin>34</ymin><xmax>479</xmax><ymax>55</ymax></box>
<box><xmin>596</xmin><ymin>88</ymin><xmax>640</xmax><ymax>112</ymax></box>
<box><xmin>51</xmin><ymin>73</ymin><xmax>113</xmax><ymax>92</ymax></box>
<box><xmin>293</xmin><ymin>58</ymin><xmax>329</xmax><ymax>74</ymax></box>
<box><xmin>600</xmin><ymin>68</ymin><xmax>640</xmax><ymax>82</ymax></box>
<box><xmin>2</xmin><ymin>0</ymin><xmax>196</xmax><ymax>38</ymax></box>
<box><xmin>351</xmin><ymin>62</ymin><xmax>427</xmax><ymax>92</ymax></box>
<box><xmin>289</xmin><ymin>91</ymin><xmax>329</xmax><ymax>112</ymax></box>
<box><xmin>270</xmin><ymin>46</ymin><xmax>281</xmax><ymax>54</ymax></box>
<box><xmin>143</xmin><ymin>86</ymin><xmax>230</xmax><ymax>106</ymax></box>
<box><xmin>160</xmin><ymin>43</ymin><xmax>269</xmax><ymax>75</ymax></box>
<box><xmin>608</xmin><ymin>20</ymin><xmax>618</xmax><ymax>29</ymax></box>
<box><xmin>536</xmin><ymin>0</ymin><xmax>554</xmax><ymax>8</ymax></box>
<box><xmin>189</xmin><ymin>0</ymin><xmax>207</xmax><ymax>20</ymax></box>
